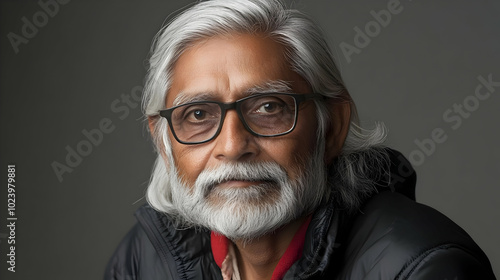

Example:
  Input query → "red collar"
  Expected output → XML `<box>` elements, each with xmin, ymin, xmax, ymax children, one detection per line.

<box><xmin>211</xmin><ymin>216</ymin><xmax>312</xmax><ymax>280</ymax></box>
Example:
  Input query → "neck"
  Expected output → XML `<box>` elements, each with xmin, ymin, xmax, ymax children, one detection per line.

<box><xmin>232</xmin><ymin>216</ymin><xmax>307</xmax><ymax>280</ymax></box>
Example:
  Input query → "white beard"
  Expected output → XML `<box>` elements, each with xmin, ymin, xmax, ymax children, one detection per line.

<box><xmin>167</xmin><ymin>150</ymin><xmax>327</xmax><ymax>241</ymax></box>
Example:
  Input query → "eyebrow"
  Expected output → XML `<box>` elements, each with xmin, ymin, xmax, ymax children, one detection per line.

<box><xmin>172</xmin><ymin>92</ymin><xmax>217</xmax><ymax>107</ymax></box>
<box><xmin>245</xmin><ymin>80</ymin><xmax>293</xmax><ymax>94</ymax></box>
<box><xmin>172</xmin><ymin>80</ymin><xmax>294</xmax><ymax>106</ymax></box>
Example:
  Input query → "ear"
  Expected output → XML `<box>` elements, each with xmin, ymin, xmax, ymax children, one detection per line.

<box><xmin>148</xmin><ymin>115</ymin><xmax>172</xmax><ymax>166</ymax></box>
<box><xmin>324</xmin><ymin>98</ymin><xmax>351</xmax><ymax>164</ymax></box>
<box><xmin>148</xmin><ymin>115</ymin><xmax>158</xmax><ymax>138</ymax></box>
<box><xmin>148</xmin><ymin>115</ymin><xmax>166</xmax><ymax>156</ymax></box>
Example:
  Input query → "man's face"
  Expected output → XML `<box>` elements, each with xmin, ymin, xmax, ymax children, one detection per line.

<box><xmin>166</xmin><ymin>33</ymin><xmax>319</xmax><ymax>188</ymax></box>
<box><xmin>160</xmin><ymin>33</ymin><xmax>329</xmax><ymax>239</ymax></box>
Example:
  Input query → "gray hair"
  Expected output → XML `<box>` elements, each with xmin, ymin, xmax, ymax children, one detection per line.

<box><xmin>143</xmin><ymin>0</ymin><xmax>389</xmax><ymax>213</ymax></box>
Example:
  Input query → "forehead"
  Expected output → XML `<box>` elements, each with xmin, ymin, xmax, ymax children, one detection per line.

<box><xmin>166</xmin><ymin>33</ymin><xmax>310</xmax><ymax>106</ymax></box>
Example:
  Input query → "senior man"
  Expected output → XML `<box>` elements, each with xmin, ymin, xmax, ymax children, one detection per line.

<box><xmin>105</xmin><ymin>0</ymin><xmax>496</xmax><ymax>279</ymax></box>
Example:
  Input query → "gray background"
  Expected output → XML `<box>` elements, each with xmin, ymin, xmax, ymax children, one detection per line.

<box><xmin>0</xmin><ymin>0</ymin><xmax>498</xmax><ymax>279</ymax></box>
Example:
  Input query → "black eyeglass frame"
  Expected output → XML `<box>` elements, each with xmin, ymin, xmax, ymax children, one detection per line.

<box><xmin>159</xmin><ymin>92</ymin><xmax>323</xmax><ymax>145</ymax></box>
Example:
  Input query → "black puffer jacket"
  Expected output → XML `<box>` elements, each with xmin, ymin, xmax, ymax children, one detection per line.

<box><xmin>105</xmin><ymin>151</ymin><xmax>496</xmax><ymax>279</ymax></box>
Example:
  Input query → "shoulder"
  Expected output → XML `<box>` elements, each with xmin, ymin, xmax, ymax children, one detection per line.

<box><xmin>104</xmin><ymin>214</ymin><xmax>174</xmax><ymax>279</ymax></box>
<box><xmin>104</xmin><ymin>205</ymin><xmax>220</xmax><ymax>280</ymax></box>
<box><xmin>338</xmin><ymin>191</ymin><xmax>496</xmax><ymax>279</ymax></box>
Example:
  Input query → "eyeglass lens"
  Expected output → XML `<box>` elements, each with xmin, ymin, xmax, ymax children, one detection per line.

<box><xmin>170</xmin><ymin>94</ymin><xmax>297</xmax><ymax>143</ymax></box>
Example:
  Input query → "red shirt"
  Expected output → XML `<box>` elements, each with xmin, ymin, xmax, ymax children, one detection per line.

<box><xmin>211</xmin><ymin>216</ymin><xmax>312</xmax><ymax>280</ymax></box>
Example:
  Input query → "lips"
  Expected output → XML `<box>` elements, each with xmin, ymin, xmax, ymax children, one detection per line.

<box><xmin>217</xmin><ymin>179</ymin><xmax>269</xmax><ymax>188</ymax></box>
<box><xmin>204</xmin><ymin>178</ymin><xmax>276</xmax><ymax>195</ymax></box>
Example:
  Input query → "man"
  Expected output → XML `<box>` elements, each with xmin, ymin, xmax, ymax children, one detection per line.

<box><xmin>105</xmin><ymin>0</ymin><xmax>496</xmax><ymax>279</ymax></box>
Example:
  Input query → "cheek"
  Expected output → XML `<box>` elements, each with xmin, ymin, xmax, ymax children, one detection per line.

<box><xmin>257</xmin><ymin>135</ymin><xmax>317</xmax><ymax>180</ymax></box>
<box><xmin>169</xmin><ymin>136</ymin><xmax>212</xmax><ymax>186</ymax></box>
<box><xmin>276</xmin><ymin>112</ymin><xmax>319</xmax><ymax>177</ymax></box>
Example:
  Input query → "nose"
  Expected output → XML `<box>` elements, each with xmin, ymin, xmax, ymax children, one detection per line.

<box><xmin>212</xmin><ymin>110</ymin><xmax>259</xmax><ymax>162</ymax></box>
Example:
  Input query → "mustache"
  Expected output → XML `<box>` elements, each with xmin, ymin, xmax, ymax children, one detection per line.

<box><xmin>194</xmin><ymin>162</ymin><xmax>289</xmax><ymax>197</ymax></box>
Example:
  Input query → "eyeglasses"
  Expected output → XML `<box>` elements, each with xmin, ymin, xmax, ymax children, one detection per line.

<box><xmin>159</xmin><ymin>93</ymin><xmax>323</xmax><ymax>145</ymax></box>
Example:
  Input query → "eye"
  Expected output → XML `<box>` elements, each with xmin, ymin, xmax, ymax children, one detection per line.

<box><xmin>258</xmin><ymin>102</ymin><xmax>279</xmax><ymax>113</ymax></box>
<box><xmin>190</xmin><ymin>109</ymin><xmax>206</xmax><ymax>120</ymax></box>
<box><xmin>255</xmin><ymin>101</ymin><xmax>283</xmax><ymax>114</ymax></box>
<box><xmin>179</xmin><ymin>103</ymin><xmax>221</xmax><ymax>123</ymax></box>
<box><xmin>184</xmin><ymin>108</ymin><xmax>211</xmax><ymax>122</ymax></box>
